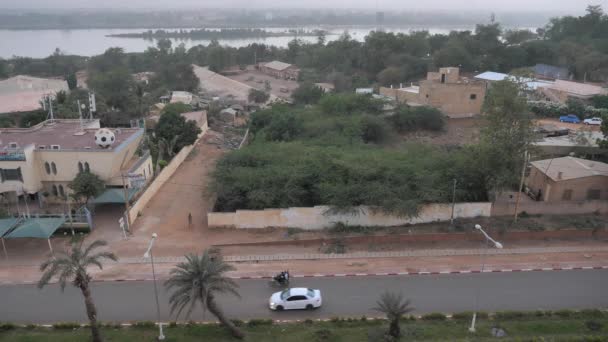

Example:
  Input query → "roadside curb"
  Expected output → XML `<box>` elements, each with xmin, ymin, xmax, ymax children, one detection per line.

<box><xmin>2</xmin><ymin>265</ymin><xmax>606</xmax><ymax>285</ymax></box>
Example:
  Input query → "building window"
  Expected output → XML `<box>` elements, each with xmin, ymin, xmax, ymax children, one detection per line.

<box><xmin>0</xmin><ymin>168</ymin><xmax>23</xmax><ymax>182</ymax></box>
<box><xmin>587</xmin><ymin>189</ymin><xmax>601</xmax><ymax>200</ymax></box>
<box><xmin>84</xmin><ymin>162</ymin><xmax>90</xmax><ymax>173</ymax></box>
<box><xmin>51</xmin><ymin>162</ymin><xmax>57</xmax><ymax>175</ymax></box>
<box><xmin>52</xmin><ymin>185</ymin><xmax>58</xmax><ymax>197</ymax></box>
<box><xmin>562</xmin><ymin>189</ymin><xmax>573</xmax><ymax>201</ymax></box>
<box><xmin>470</xmin><ymin>94</ymin><xmax>477</xmax><ymax>100</ymax></box>
<box><xmin>58</xmin><ymin>185</ymin><xmax>65</xmax><ymax>198</ymax></box>
<box><xmin>45</xmin><ymin>162</ymin><xmax>51</xmax><ymax>175</ymax></box>
<box><xmin>441</xmin><ymin>74</ymin><xmax>446</xmax><ymax>83</ymax></box>
<box><xmin>78</xmin><ymin>162</ymin><xmax>84</xmax><ymax>173</ymax></box>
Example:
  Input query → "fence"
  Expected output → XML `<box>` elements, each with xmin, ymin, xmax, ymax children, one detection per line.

<box><xmin>491</xmin><ymin>200</ymin><xmax>608</xmax><ymax>217</ymax></box>
<box><xmin>208</xmin><ymin>203</ymin><xmax>493</xmax><ymax>230</ymax></box>
<box><xmin>128</xmin><ymin>127</ymin><xmax>208</xmax><ymax>224</ymax></box>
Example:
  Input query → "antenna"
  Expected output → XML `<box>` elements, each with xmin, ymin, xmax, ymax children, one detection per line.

<box><xmin>77</xmin><ymin>100</ymin><xmax>84</xmax><ymax>131</ymax></box>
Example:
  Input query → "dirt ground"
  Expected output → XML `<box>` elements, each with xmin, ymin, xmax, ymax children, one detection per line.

<box><xmin>226</xmin><ymin>66</ymin><xmax>299</xmax><ymax>101</ymax></box>
<box><xmin>537</xmin><ymin>118</ymin><xmax>601</xmax><ymax>132</ymax></box>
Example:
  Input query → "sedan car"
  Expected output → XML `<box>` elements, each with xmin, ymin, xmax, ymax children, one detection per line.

<box><xmin>559</xmin><ymin>114</ymin><xmax>581</xmax><ymax>123</ymax></box>
<box><xmin>583</xmin><ymin>117</ymin><xmax>603</xmax><ymax>126</ymax></box>
<box><xmin>269</xmin><ymin>288</ymin><xmax>322</xmax><ymax>311</ymax></box>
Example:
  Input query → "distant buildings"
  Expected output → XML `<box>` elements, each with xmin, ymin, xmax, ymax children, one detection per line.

<box><xmin>258</xmin><ymin>61</ymin><xmax>300</xmax><ymax>80</ymax></box>
<box><xmin>0</xmin><ymin>119</ymin><xmax>151</xmax><ymax>205</ymax></box>
<box><xmin>526</xmin><ymin>157</ymin><xmax>608</xmax><ymax>202</ymax></box>
<box><xmin>537</xmin><ymin>80</ymin><xmax>608</xmax><ymax>103</ymax></box>
<box><xmin>170</xmin><ymin>91</ymin><xmax>194</xmax><ymax>105</ymax></box>
<box><xmin>0</xmin><ymin>75</ymin><xmax>69</xmax><ymax>114</ymax></box>
<box><xmin>314</xmin><ymin>83</ymin><xmax>335</xmax><ymax>93</ymax></box>
<box><xmin>380</xmin><ymin>67</ymin><xmax>486</xmax><ymax>118</ymax></box>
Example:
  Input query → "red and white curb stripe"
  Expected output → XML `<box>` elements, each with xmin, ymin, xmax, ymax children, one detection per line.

<box><xmin>2</xmin><ymin>265</ymin><xmax>607</xmax><ymax>285</ymax></box>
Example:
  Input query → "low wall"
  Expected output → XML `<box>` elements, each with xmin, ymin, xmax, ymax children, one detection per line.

<box><xmin>208</xmin><ymin>203</ymin><xmax>492</xmax><ymax>230</ymax></box>
<box><xmin>492</xmin><ymin>200</ymin><xmax>608</xmax><ymax>217</ymax></box>
<box><xmin>128</xmin><ymin>127</ymin><xmax>208</xmax><ymax>224</ymax></box>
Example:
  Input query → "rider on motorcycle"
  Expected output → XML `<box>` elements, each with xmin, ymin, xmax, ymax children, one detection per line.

<box><xmin>274</xmin><ymin>270</ymin><xmax>290</xmax><ymax>285</ymax></box>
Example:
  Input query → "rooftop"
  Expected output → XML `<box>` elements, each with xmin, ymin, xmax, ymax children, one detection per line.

<box><xmin>530</xmin><ymin>156</ymin><xmax>608</xmax><ymax>181</ymax></box>
<box><xmin>0</xmin><ymin>120</ymin><xmax>142</xmax><ymax>151</ymax></box>
<box><xmin>541</xmin><ymin>80</ymin><xmax>607</xmax><ymax>97</ymax></box>
<box><xmin>474</xmin><ymin>71</ymin><xmax>553</xmax><ymax>90</ymax></box>
<box><xmin>263</xmin><ymin>61</ymin><xmax>294</xmax><ymax>71</ymax></box>
<box><xmin>534</xmin><ymin>131</ymin><xmax>603</xmax><ymax>148</ymax></box>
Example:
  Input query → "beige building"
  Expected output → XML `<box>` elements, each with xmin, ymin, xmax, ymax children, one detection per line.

<box><xmin>0</xmin><ymin>119</ymin><xmax>151</xmax><ymax>205</ymax></box>
<box><xmin>537</xmin><ymin>80</ymin><xmax>608</xmax><ymax>104</ymax></box>
<box><xmin>526</xmin><ymin>157</ymin><xmax>608</xmax><ymax>202</ymax></box>
<box><xmin>258</xmin><ymin>61</ymin><xmax>300</xmax><ymax>80</ymax></box>
<box><xmin>379</xmin><ymin>67</ymin><xmax>486</xmax><ymax>118</ymax></box>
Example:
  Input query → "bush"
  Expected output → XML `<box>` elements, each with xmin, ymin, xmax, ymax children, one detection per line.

<box><xmin>389</xmin><ymin>105</ymin><xmax>445</xmax><ymax>132</ymax></box>
<box><xmin>586</xmin><ymin>320</ymin><xmax>603</xmax><ymax>332</ymax></box>
<box><xmin>230</xmin><ymin>319</ymin><xmax>244</xmax><ymax>327</ymax></box>
<box><xmin>553</xmin><ymin>309</ymin><xmax>575</xmax><ymax>318</ymax></box>
<box><xmin>304</xmin><ymin>319</ymin><xmax>314</xmax><ymax>325</ymax></box>
<box><xmin>0</xmin><ymin>322</ymin><xmax>17</xmax><ymax>331</ymax></box>
<box><xmin>52</xmin><ymin>322</ymin><xmax>81</xmax><ymax>330</ymax></box>
<box><xmin>133</xmin><ymin>321</ymin><xmax>155</xmax><ymax>328</ymax></box>
<box><xmin>452</xmin><ymin>312</ymin><xmax>473</xmax><ymax>321</ymax></box>
<box><xmin>168</xmin><ymin>321</ymin><xmax>178</xmax><ymax>328</ymax></box>
<box><xmin>246</xmin><ymin>319</ymin><xmax>273</xmax><ymax>327</ymax></box>
<box><xmin>25</xmin><ymin>324</ymin><xmax>37</xmax><ymax>330</ymax></box>
<box><xmin>314</xmin><ymin>328</ymin><xmax>335</xmax><ymax>341</ymax></box>
<box><xmin>421</xmin><ymin>312</ymin><xmax>447</xmax><ymax>321</ymax></box>
<box><xmin>581</xmin><ymin>309</ymin><xmax>606</xmax><ymax>319</ymax></box>
<box><xmin>494</xmin><ymin>311</ymin><xmax>527</xmax><ymax>320</ymax></box>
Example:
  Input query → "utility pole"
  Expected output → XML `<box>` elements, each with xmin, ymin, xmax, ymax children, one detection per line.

<box><xmin>121</xmin><ymin>174</ymin><xmax>131</xmax><ymax>233</ymax></box>
<box><xmin>450</xmin><ymin>179</ymin><xmax>457</xmax><ymax>225</ymax></box>
<box><xmin>514</xmin><ymin>150</ymin><xmax>529</xmax><ymax>223</ymax></box>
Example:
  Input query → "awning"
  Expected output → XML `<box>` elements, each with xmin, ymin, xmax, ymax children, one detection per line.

<box><xmin>5</xmin><ymin>217</ymin><xmax>66</xmax><ymax>239</ymax></box>
<box><xmin>0</xmin><ymin>218</ymin><xmax>20</xmax><ymax>237</ymax></box>
<box><xmin>93</xmin><ymin>188</ymin><xmax>138</xmax><ymax>204</ymax></box>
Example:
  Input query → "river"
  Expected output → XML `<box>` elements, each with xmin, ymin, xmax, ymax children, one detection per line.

<box><xmin>0</xmin><ymin>26</ymin><xmax>492</xmax><ymax>58</ymax></box>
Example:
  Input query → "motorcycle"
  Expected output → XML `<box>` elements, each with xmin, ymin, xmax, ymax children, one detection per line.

<box><xmin>269</xmin><ymin>271</ymin><xmax>290</xmax><ymax>288</ymax></box>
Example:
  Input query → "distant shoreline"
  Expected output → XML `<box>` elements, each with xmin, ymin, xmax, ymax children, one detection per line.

<box><xmin>106</xmin><ymin>28</ymin><xmax>331</xmax><ymax>40</ymax></box>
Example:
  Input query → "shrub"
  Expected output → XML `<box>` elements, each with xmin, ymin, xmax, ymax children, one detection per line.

<box><xmin>25</xmin><ymin>324</ymin><xmax>37</xmax><ymax>330</ymax></box>
<box><xmin>421</xmin><ymin>312</ymin><xmax>447</xmax><ymax>321</ymax></box>
<box><xmin>586</xmin><ymin>320</ymin><xmax>603</xmax><ymax>332</ymax></box>
<box><xmin>52</xmin><ymin>322</ymin><xmax>81</xmax><ymax>330</ymax></box>
<box><xmin>230</xmin><ymin>319</ymin><xmax>244</xmax><ymax>327</ymax></box>
<box><xmin>581</xmin><ymin>309</ymin><xmax>606</xmax><ymax>319</ymax></box>
<box><xmin>553</xmin><ymin>309</ymin><xmax>575</xmax><ymax>318</ymax></box>
<box><xmin>452</xmin><ymin>312</ymin><xmax>473</xmax><ymax>321</ymax></box>
<box><xmin>0</xmin><ymin>322</ymin><xmax>17</xmax><ymax>331</ymax></box>
<box><xmin>133</xmin><ymin>321</ymin><xmax>155</xmax><ymax>328</ymax></box>
<box><xmin>314</xmin><ymin>328</ymin><xmax>335</xmax><ymax>341</ymax></box>
<box><xmin>389</xmin><ymin>105</ymin><xmax>445</xmax><ymax>132</ymax></box>
<box><xmin>304</xmin><ymin>319</ymin><xmax>314</xmax><ymax>325</ymax></box>
<box><xmin>247</xmin><ymin>319</ymin><xmax>273</xmax><ymax>327</ymax></box>
<box><xmin>494</xmin><ymin>311</ymin><xmax>527</xmax><ymax>320</ymax></box>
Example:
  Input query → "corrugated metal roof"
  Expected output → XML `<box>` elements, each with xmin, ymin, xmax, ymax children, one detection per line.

<box><xmin>475</xmin><ymin>71</ymin><xmax>509</xmax><ymax>81</ymax></box>
<box><xmin>541</xmin><ymin>80</ymin><xmax>607</xmax><ymax>97</ymax></box>
<box><xmin>530</xmin><ymin>157</ymin><xmax>608</xmax><ymax>181</ymax></box>
<box><xmin>263</xmin><ymin>61</ymin><xmax>294</xmax><ymax>71</ymax></box>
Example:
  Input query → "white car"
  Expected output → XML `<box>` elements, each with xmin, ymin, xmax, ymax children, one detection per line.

<box><xmin>269</xmin><ymin>288</ymin><xmax>322</xmax><ymax>311</ymax></box>
<box><xmin>584</xmin><ymin>117</ymin><xmax>603</xmax><ymax>125</ymax></box>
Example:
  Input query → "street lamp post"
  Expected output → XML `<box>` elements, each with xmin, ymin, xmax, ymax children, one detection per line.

<box><xmin>469</xmin><ymin>224</ymin><xmax>503</xmax><ymax>334</ymax></box>
<box><xmin>144</xmin><ymin>233</ymin><xmax>165</xmax><ymax>341</ymax></box>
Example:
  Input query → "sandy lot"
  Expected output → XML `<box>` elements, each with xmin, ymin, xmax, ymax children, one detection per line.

<box><xmin>226</xmin><ymin>67</ymin><xmax>299</xmax><ymax>101</ymax></box>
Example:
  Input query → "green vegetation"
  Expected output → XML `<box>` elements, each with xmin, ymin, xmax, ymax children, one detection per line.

<box><xmin>248</xmin><ymin>88</ymin><xmax>270</xmax><ymax>104</ymax></box>
<box><xmin>38</xmin><ymin>239</ymin><xmax>117</xmax><ymax>342</ymax></box>
<box><xmin>68</xmin><ymin>172</ymin><xmax>105</xmax><ymax>207</ymax></box>
<box><xmin>389</xmin><ymin>106</ymin><xmax>445</xmax><ymax>133</ymax></box>
<box><xmin>373</xmin><ymin>292</ymin><xmax>413</xmax><ymax>339</ymax></box>
<box><xmin>108</xmin><ymin>28</ymin><xmax>326</xmax><ymax>40</ymax></box>
<box><xmin>165</xmin><ymin>249</ymin><xmax>244</xmax><ymax>339</ymax></box>
<box><xmin>1</xmin><ymin>311</ymin><xmax>608</xmax><ymax>341</ymax></box>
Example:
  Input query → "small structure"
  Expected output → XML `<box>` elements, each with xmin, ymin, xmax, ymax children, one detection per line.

<box><xmin>474</xmin><ymin>71</ymin><xmax>553</xmax><ymax>90</ymax></box>
<box><xmin>258</xmin><ymin>61</ymin><xmax>300</xmax><ymax>80</ymax></box>
<box><xmin>533</xmin><ymin>64</ymin><xmax>570</xmax><ymax>80</ymax></box>
<box><xmin>170</xmin><ymin>91</ymin><xmax>194</xmax><ymax>105</ymax></box>
<box><xmin>380</xmin><ymin>67</ymin><xmax>486</xmax><ymax>118</ymax></box>
<box><xmin>355</xmin><ymin>88</ymin><xmax>374</xmax><ymax>95</ymax></box>
<box><xmin>314</xmin><ymin>83</ymin><xmax>335</xmax><ymax>93</ymax></box>
<box><xmin>526</xmin><ymin>156</ymin><xmax>608</xmax><ymax>202</ymax></box>
<box><xmin>0</xmin><ymin>75</ymin><xmax>69</xmax><ymax>114</ymax></box>
<box><xmin>537</xmin><ymin>80</ymin><xmax>608</xmax><ymax>104</ymax></box>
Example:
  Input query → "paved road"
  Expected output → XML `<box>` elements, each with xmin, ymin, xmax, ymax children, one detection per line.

<box><xmin>1</xmin><ymin>270</ymin><xmax>607</xmax><ymax>323</ymax></box>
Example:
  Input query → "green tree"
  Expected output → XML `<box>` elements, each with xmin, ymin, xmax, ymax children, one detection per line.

<box><xmin>156</xmin><ymin>108</ymin><xmax>201</xmax><ymax>154</ymax></box>
<box><xmin>68</xmin><ymin>172</ymin><xmax>105</xmax><ymax>206</ymax></box>
<box><xmin>65</xmin><ymin>72</ymin><xmax>78</xmax><ymax>90</ymax></box>
<box><xmin>248</xmin><ymin>88</ymin><xmax>270</xmax><ymax>103</ymax></box>
<box><xmin>293</xmin><ymin>83</ymin><xmax>325</xmax><ymax>105</ymax></box>
<box><xmin>373</xmin><ymin>292</ymin><xmax>414</xmax><ymax>339</ymax></box>
<box><xmin>480</xmin><ymin>80</ymin><xmax>534</xmax><ymax>193</ymax></box>
<box><xmin>88</xmin><ymin>67</ymin><xmax>134</xmax><ymax>110</ymax></box>
<box><xmin>38</xmin><ymin>239</ymin><xmax>117</xmax><ymax>342</ymax></box>
<box><xmin>377</xmin><ymin>66</ymin><xmax>403</xmax><ymax>87</ymax></box>
<box><xmin>592</xmin><ymin>95</ymin><xmax>608</xmax><ymax>109</ymax></box>
<box><xmin>165</xmin><ymin>249</ymin><xmax>244</xmax><ymax>339</ymax></box>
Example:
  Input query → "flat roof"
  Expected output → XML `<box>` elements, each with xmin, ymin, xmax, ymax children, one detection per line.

<box><xmin>0</xmin><ymin>75</ymin><xmax>69</xmax><ymax>113</ymax></box>
<box><xmin>397</xmin><ymin>86</ymin><xmax>420</xmax><ymax>94</ymax></box>
<box><xmin>263</xmin><ymin>61</ymin><xmax>294</xmax><ymax>71</ymax></box>
<box><xmin>541</xmin><ymin>80</ymin><xmax>607</xmax><ymax>97</ymax></box>
<box><xmin>531</xmin><ymin>156</ymin><xmax>608</xmax><ymax>181</ymax></box>
<box><xmin>0</xmin><ymin>120</ymin><xmax>142</xmax><ymax>151</ymax></box>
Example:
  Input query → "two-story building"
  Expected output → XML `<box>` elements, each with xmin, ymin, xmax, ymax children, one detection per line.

<box><xmin>0</xmin><ymin>119</ymin><xmax>152</xmax><ymax>206</ymax></box>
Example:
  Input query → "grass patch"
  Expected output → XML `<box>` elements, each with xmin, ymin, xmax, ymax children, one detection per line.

<box><xmin>1</xmin><ymin>315</ymin><xmax>608</xmax><ymax>341</ymax></box>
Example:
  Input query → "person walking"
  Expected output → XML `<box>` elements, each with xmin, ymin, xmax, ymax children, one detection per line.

<box><xmin>188</xmin><ymin>212</ymin><xmax>193</xmax><ymax>228</ymax></box>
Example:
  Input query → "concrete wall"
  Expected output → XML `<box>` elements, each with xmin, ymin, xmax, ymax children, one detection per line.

<box><xmin>419</xmin><ymin>80</ymin><xmax>486</xmax><ymax>118</ymax></box>
<box><xmin>379</xmin><ymin>87</ymin><xmax>419</xmax><ymax>104</ymax></box>
<box><xmin>492</xmin><ymin>200</ymin><xmax>608</xmax><ymax>216</ymax></box>
<box><xmin>208</xmin><ymin>203</ymin><xmax>492</xmax><ymax>230</ymax></box>
<box><xmin>526</xmin><ymin>166</ymin><xmax>608</xmax><ymax>202</ymax></box>
<box><xmin>128</xmin><ymin>126</ymin><xmax>208</xmax><ymax>224</ymax></box>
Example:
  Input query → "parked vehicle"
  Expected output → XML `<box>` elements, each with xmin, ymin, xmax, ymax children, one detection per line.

<box><xmin>269</xmin><ymin>288</ymin><xmax>322</xmax><ymax>311</ymax></box>
<box><xmin>583</xmin><ymin>117</ymin><xmax>603</xmax><ymax>126</ymax></box>
<box><xmin>559</xmin><ymin>114</ymin><xmax>581</xmax><ymax>123</ymax></box>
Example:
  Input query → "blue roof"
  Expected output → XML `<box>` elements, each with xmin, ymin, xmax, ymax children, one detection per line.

<box><xmin>5</xmin><ymin>217</ymin><xmax>66</xmax><ymax>239</ymax></box>
<box><xmin>0</xmin><ymin>218</ymin><xmax>20</xmax><ymax>238</ymax></box>
<box><xmin>93</xmin><ymin>188</ymin><xmax>138</xmax><ymax>204</ymax></box>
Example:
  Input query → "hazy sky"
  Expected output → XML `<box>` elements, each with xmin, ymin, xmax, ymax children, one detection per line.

<box><xmin>3</xmin><ymin>0</ymin><xmax>607</xmax><ymax>12</ymax></box>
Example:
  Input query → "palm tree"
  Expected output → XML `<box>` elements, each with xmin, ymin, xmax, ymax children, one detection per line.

<box><xmin>373</xmin><ymin>291</ymin><xmax>414</xmax><ymax>339</ymax></box>
<box><xmin>38</xmin><ymin>239</ymin><xmax>117</xmax><ymax>342</ymax></box>
<box><xmin>165</xmin><ymin>249</ymin><xmax>244</xmax><ymax>339</ymax></box>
